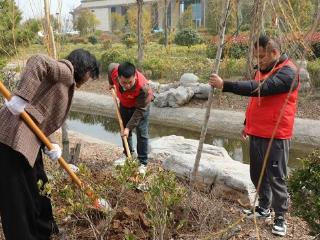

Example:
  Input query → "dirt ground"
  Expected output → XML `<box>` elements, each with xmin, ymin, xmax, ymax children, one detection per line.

<box><xmin>81</xmin><ymin>79</ymin><xmax>320</xmax><ymax>120</ymax></box>
<box><xmin>53</xmin><ymin>134</ymin><xmax>315</xmax><ymax>239</ymax></box>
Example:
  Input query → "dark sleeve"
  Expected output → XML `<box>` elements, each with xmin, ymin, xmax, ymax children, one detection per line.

<box><xmin>126</xmin><ymin>85</ymin><xmax>151</xmax><ymax>130</ymax></box>
<box><xmin>14</xmin><ymin>55</ymin><xmax>48</xmax><ymax>101</ymax></box>
<box><xmin>222</xmin><ymin>66</ymin><xmax>298</xmax><ymax>97</ymax></box>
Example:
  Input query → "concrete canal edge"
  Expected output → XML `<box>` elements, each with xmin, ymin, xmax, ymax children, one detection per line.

<box><xmin>72</xmin><ymin>91</ymin><xmax>320</xmax><ymax>149</ymax></box>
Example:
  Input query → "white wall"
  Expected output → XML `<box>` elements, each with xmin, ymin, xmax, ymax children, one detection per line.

<box><xmin>93</xmin><ymin>8</ymin><xmax>111</xmax><ymax>32</ymax></box>
<box><xmin>81</xmin><ymin>0</ymin><xmax>154</xmax><ymax>8</ymax></box>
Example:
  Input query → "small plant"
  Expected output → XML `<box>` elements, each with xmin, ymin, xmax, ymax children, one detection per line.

<box><xmin>115</xmin><ymin>158</ymin><xmax>140</xmax><ymax>189</ymax></box>
<box><xmin>288</xmin><ymin>150</ymin><xmax>320</xmax><ymax>235</ymax></box>
<box><xmin>88</xmin><ymin>35</ymin><xmax>98</xmax><ymax>45</ymax></box>
<box><xmin>122</xmin><ymin>33</ymin><xmax>137</xmax><ymax>48</ymax></box>
<box><xmin>174</xmin><ymin>28</ymin><xmax>202</xmax><ymax>47</ymax></box>
<box><xmin>102</xmin><ymin>39</ymin><xmax>112</xmax><ymax>50</ymax></box>
<box><xmin>145</xmin><ymin>170</ymin><xmax>186</xmax><ymax>240</ymax></box>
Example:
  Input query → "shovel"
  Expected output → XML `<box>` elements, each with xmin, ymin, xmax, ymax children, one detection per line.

<box><xmin>110</xmin><ymin>88</ymin><xmax>132</xmax><ymax>159</ymax></box>
<box><xmin>0</xmin><ymin>81</ymin><xmax>110</xmax><ymax>212</ymax></box>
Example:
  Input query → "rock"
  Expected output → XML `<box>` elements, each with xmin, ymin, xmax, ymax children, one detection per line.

<box><xmin>193</xmin><ymin>83</ymin><xmax>212</xmax><ymax>99</ymax></box>
<box><xmin>149</xmin><ymin>135</ymin><xmax>256</xmax><ymax>205</ymax></box>
<box><xmin>158</xmin><ymin>82</ymin><xmax>180</xmax><ymax>93</ymax></box>
<box><xmin>180</xmin><ymin>73</ymin><xmax>199</xmax><ymax>87</ymax></box>
<box><xmin>148</xmin><ymin>80</ymin><xmax>160</xmax><ymax>93</ymax></box>
<box><xmin>153</xmin><ymin>86</ymin><xmax>194</xmax><ymax>108</ymax></box>
<box><xmin>298</xmin><ymin>68</ymin><xmax>311</xmax><ymax>92</ymax></box>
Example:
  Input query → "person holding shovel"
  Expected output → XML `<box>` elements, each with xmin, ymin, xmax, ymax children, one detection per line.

<box><xmin>0</xmin><ymin>49</ymin><xmax>99</xmax><ymax>240</ymax></box>
<box><xmin>209</xmin><ymin>35</ymin><xmax>299</xmax><ymax>237</ymax></box>
<box><xmin>108</xmin><ymin>62</ymin><xmax>153</xmax><ymax>175</ymax></box>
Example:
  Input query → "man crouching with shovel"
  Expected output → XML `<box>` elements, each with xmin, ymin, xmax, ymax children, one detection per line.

<box><xmin>108</xmin><ymin>62</ymin><xmax>153</xmax><ymax>176</ymax></box>
<box><xmin>0</xmin><ymin>49</ymin><xmax>99</xmax><ymax>240</ymax></box>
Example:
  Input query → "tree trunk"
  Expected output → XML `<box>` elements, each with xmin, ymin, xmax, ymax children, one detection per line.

<box><xmin>164</xmin><ymin>0</ymin><xmax>168</xmax><ymax>47</ymax></box>
<box><xmin>137</xmin><ymin>0</ymin><xmax>144</xmax><ymax>67</ymax></box>
<box><xmin>191</xmin><ymin>0</ymin><xmax>231</xmax><ymax>185</ymax></box>
<box><xmin>44</xmin><ymin>0</ymin><xmax>69</xmax><ymax>158</ymax></box>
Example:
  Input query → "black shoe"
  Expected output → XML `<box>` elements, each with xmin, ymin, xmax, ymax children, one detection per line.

<box><xmin>272</xmin><ymin>216</ymin><xmax>287</xmax><ymax>236</ymax></box>
<box><xmin>243</xmin><ymin>206</ymin><xmax>271</xmax><ymax>220</ymax></box>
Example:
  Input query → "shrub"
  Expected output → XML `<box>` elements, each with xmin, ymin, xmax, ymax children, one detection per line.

<box><xmin>121</xmin><ymin>33</ymin><xmax>137</xmax><ymax>48</ymax></box>
<box><xmin>206</xmin><ymin>43</ymin><xmax>217</xmax><ymax>59</ymax></box>
<box><xmin>219</xmin><ymin>58</ymin><xmax>246</xmax><ymax>78</ymax></box>
<box><xmin>102</xmin><ymin>39</ymin><xmax>112</xmax><ymax>50</ymax></box>
<box><xmin>143</xmin><ymin>57</ymin><xmax>168</xmax><ymax>79</ymax></box>
<box><xmin>69</xmin><ymin>36</ymin><xmax>88</xmax><ymax>44</ymax></box>
<box><xmin>307</xmin><ymin>59</ymin><xmax>320</xmax><ymax>88</ymax></box>
<box><xmin>288</xmin><ymin>150</ymin><xmax>320</xmax><ymax>234</ymax></box>
<box><xmin>100</xmin><ymin>48</ymin><xmax>135</xmax><ymax>72</ymax></box>
<box><xmin>145</xmin><ymin>171</ymin><xmax>186</xmax><ymax>240</ymax></box>
<box><xmin>228</xmin><ymin>43</ymin><xmax>249</xmax><ymax>59</ymax></box>
<box><xmin>311</xmin><ymin>42</ymin><xmax>320</xmax><ymax>58</ymax></box>
<box><xmin>174</xmin><ymin>28</ymin><xmax>201</xmax><ymax>47</ymax></box>
<box><xmin>88</xmin><ymin>35</ymin><xmax>98</xmax><ymax>45</ymax></box>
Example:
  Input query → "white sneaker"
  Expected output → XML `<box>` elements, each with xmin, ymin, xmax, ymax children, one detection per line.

<box><xmin>113</xmin><ymin>156</ymin><xmax>126</xmax><ymax>166</ymax></box>
<box><xmin>138</xmin><ymin>165</ymin><xmax>147</xmax><ymax>176</ymax></box>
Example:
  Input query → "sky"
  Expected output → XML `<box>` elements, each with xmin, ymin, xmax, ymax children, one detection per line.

<box><xmin>15</xmin><ymin>0</ymin><xmax>81</xmax><ymax>21</ymax></box>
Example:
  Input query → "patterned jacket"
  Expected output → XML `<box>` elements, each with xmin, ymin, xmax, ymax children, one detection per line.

<box><xmin>0</xmin><ymin>54</ymin><xmax>75</xmax><ymax>167</ymax></box>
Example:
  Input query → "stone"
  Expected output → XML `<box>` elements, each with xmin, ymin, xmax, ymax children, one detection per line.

<box><xmin>180</xmin><ymin>73</ymin><xmax>199</xmax><ymax>87</ymax></box>
<box><xmin>148</xmin><ymin>80</ymin><xmax>160</xmax><ymax>93</ymax></box>
<box><xmin>149</xmin><ymin>135</ymin><xmax>256</xmax><ymax>205</ymax></box>
<box><xmin>193</xmin><ymin>83</ymin><xmax>212</xmax><ymax>99</ymax></box>
<box><xmin>153</xmin><ymin>86</ymin><xmax>194</xmax><ymax>108</ymax></box>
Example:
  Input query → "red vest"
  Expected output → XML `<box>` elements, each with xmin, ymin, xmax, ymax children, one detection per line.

<box><xmin>244</xmin><ymin>59</ymin><xmax>299</xmax><ymax>139</ymax></box>
<box><xmin>111</xmin><ymin>68</ymin><xmax>152</xmax><ymax>108</ymax></box>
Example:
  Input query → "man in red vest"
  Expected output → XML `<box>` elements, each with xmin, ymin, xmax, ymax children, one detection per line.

<box><xmin>209</xmin><ymin>35</ymin><xmax>299</xmax><ymax>237</ymax></box>
<box><xmin>108</xmin><ymin>62</ymin><xmax>153</xmax><ymax>175</ymax></box>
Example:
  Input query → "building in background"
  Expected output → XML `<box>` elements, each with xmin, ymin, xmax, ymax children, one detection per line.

<box><xmin>71</xmin><ymin>0</ymin><xmax>208</xmax><ymax>33</ymax></box>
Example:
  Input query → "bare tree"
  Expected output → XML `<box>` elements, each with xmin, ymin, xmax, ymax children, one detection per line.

<box><xmin>137</xmin><ymin>0</ymin><xmax>144</xmax><ymax>67</ymax></box>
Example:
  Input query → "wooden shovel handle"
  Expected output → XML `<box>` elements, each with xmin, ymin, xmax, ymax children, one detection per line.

<box><xmin>111</xmin><ymin>88</ymin><xmax>132</xmax><ymax>159</ymax></box>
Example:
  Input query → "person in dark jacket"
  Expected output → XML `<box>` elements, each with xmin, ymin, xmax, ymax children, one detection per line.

<box><xmin>209</xmin><ymin>35</ymin><xmax>299</xmax><ymax>237</ymax></box>
<box><xmin>0</xmin><ymin>49</ymin><xmax>99</xmax><ymax>240</ymax></box>
<box><xmin>108</xmin><ymin>62</ymin><xmax>153</xmax><ymax>175</ymax></box>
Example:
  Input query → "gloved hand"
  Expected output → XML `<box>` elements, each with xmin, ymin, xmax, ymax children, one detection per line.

<box><xmin>68</xmin><ymin>164</ymin><xmax>79</xmax><ymax>173</ymax></box>
<box><xmin>5</xmin><ymin>96</ymin><xmax>27</xmax><ymax>115</ymax></box>
<box><xmin>44</xmin><ymin>144</ymin><xmax>62</xmax><ymax>161</ymax></box>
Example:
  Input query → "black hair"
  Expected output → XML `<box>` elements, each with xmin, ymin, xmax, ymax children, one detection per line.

<box><xmin>66</xmin><ymin>49</ymin><xmax>100</xmax><ymax>83</ymax></box>
<box><xmin>118</xmin><ymin>62</ymin><xmax>136</xmax><ymax>78</ymax></box>
<box><xmin>254</xmin><ymin>35</ymin><xmax>281</xmax><ymax>52</ymax></box>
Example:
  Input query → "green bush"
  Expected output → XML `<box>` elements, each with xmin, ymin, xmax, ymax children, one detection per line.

<box><xmin>121</xmin><ymin>33</ymin><xmax>137</xmax><ymax>48</ymax></box>
<box><xmin>307</xmin><ymin>59</ymin><xmax>320</xmax><ymax>88</ymax></box>
<box><xmin>174</xmin><ymin>28</ymin><xmax>202</xmax><ymax>47</ymax></box>
<box><xmin>143</xmin><ymin>57</ymin><xmax>169</xmax><ymax>79</ymax></box>
<box><xmin>206</xmin><ymin>43</ymin><xmax>217</xmax><ymax>59</ymax></box>
<box><xmin>288</xmin><ymin>150</ymin><xmax>320</xmax><ymax>234</ymax></box>
<box><xmin>219</xmin><ymin>58</ymin><xmax>246</xmax><ymax>78</ymax></box>
<box><xmin>88</xmin><ymin>35</ymin><xmax>98</xmax><ymax>45</ymax></box>
<box><xmin>102</xmin><ymin>39</ymin><xmax>112</xmax><ymax>50</ymax></box>
<box><xmin>311</xmin><ymin>42</ymin><xmax>320</xmax><ymax>58</ymax></box>
<box><xmin>228</xmin><ymin>43</ymin><xmax>248</xmax><ymax>59</ymax></box>
<box><xmin>100</xmin><ymin>48</ymin><xmax>135</xmax><ymax>72</ymax></box>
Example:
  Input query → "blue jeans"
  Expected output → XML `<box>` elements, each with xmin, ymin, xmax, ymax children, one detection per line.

<box><xmin>119</xmin><ymin>105</ymin><xmax>150</xmax><ymax>165</ymax></box>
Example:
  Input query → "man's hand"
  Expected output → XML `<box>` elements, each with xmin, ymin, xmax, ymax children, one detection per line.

<box><xmin>5</xmin><ymin>96</ymin><xmax>27</xmax><ymax>115</ymax></box>
<box><xmin>209</xmin><ymin>73</ymin><xmax>224</xmax><ymax>89</ymax></box>
<box><xmin>44</xmin><ymin>144</ymin><xmax>62</xmax><ymax>161</ymax></box>
<box><xmin>121</xmin><ymin>128</ymin><xmax>130</xmax><ymax>138</ymax></box>
<box><xmin>241</xmin><ymin>128</ymin><xmax>248</xmax><ymax>141</ymax></box>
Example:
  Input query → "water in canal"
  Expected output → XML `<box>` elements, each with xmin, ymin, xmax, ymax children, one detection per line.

<box><xmin>67</xmin><ymin>111</ymin><xmax>315</xmax><ymax>169</ymax></box>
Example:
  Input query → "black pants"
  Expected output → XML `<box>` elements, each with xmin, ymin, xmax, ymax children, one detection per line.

<box><xmin>119</xmin><ymin>104</ymin><xmax>150</xmax><ymax>165</ymax></box>
<box><xmin>249</xmin><ymin>136</ymin><xmax>290</xmax><ymax>217</ymax></box>
<box><xmin>0</xmin><ymin>143</ymin><xmax>58</xmax><ymax>240</ymax></box>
